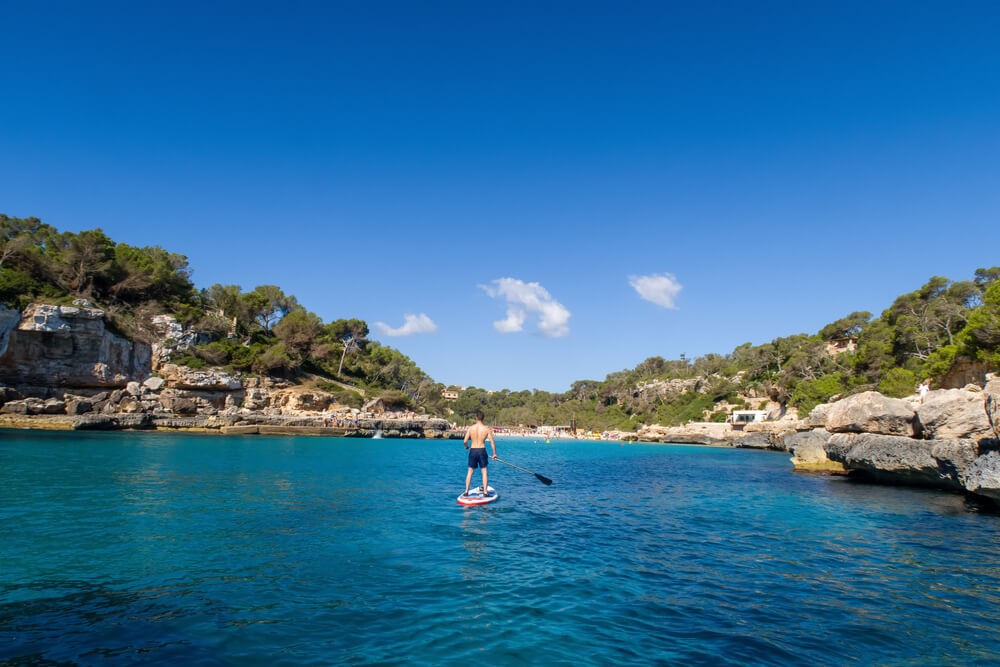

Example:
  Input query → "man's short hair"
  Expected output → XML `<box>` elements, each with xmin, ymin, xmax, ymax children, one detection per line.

<box><xmin>475</xmin><ymin>410</ymin><xmax>484</xmax><ymax>421</ymax></box>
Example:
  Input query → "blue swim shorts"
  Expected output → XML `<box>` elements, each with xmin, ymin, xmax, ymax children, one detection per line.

<box><xmin>468</xmin><ymin>448</ymin><xmax>489</xmax><ymax>469</ymax></box>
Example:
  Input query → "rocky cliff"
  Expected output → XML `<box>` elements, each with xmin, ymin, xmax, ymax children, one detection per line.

<box><xmin>0</xmin><ymin>303</ymin><xmax>451</xmax><ymax>437</ymax></box>
<box><xmin>0</xmin><ymin>303</ymin><xmax>150</xmax><ymax>390</ymax></box>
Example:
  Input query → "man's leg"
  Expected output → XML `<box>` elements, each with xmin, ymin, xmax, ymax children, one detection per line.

<box><xmin>465</xmin><ymin>467</ymin><xmax>474</xmax><ymax>495</ymax></box>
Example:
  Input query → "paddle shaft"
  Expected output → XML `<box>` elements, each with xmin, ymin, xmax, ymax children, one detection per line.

<box><xmin>494</xmin><ymin>457</ymin><xmax>553</xmax><ymax>485</ymax></box>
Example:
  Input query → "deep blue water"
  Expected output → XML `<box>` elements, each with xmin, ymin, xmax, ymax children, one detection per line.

<box><xmin>2</xmin><ymin>430</ymin><xmax>1000</xmax><ymax>666</ymax></box>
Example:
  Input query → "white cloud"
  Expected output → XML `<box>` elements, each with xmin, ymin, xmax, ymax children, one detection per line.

<box><xmin>629</xmin><ymin>273</ymin><xmax>682</xmax><ymax>309</ymax></box>
<box><xmin>480</xmin><ymin>277</ymin><xmax>571</xmax><ymax>337</ymax></box>
<box><xmin>374</xmin><ymin>313</ymin><xmax>438</xmax><ymax>337</ymax></box>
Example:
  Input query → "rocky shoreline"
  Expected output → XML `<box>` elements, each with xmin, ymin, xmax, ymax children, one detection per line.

<box><xmin>3</xmin><ymin>302</ymin><xmax>1000</xmax><ymax>504</ymax></box>
<box><xmin>0</xmin><ymin>303</ymin><xmax>457</xmax><ymax>438</ymax></box>
<box><xmin>636</xmin><ymin>377</ymin><xmax>1000</xmax><ymax>504</ymax></box>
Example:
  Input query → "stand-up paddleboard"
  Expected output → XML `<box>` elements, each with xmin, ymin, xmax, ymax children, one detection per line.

<box><xmin>457</xmin><ymin>486</ymin><xmax>498</xmax><ymax>506</ymax></box>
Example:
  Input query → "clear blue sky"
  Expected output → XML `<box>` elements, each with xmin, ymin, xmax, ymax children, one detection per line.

<box><xmin>2</xmin><ymin>1</ymin><xmax>999</xmax><ymax>392</ymax></box>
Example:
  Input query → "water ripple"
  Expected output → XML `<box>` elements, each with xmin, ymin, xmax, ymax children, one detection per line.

<box><xmin>2</xmin><ymin>433</ymin><xmax>1000</xmax><ymax>664</ymax></box>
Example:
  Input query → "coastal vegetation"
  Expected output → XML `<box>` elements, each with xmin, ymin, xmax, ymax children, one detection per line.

<box><xmin>2</xmin><ymin>214</ymin><xmax>998</xmax><ymax>429</ymax></box>
<box><xmin>0</xmin><ymin>215</ymin><xmax>441</xmax><ymax>410</ymax></box>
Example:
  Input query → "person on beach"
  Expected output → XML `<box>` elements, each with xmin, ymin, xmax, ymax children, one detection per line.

<box><xmin>463</xmin><ymin>410</ymin><xmax>498</xmax><ymax>496</ymax></box>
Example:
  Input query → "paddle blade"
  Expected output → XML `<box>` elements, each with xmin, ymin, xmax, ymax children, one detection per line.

<box><xmin>536</xmin><ymin>473</ymin><xmax>553</xmax><ymax>486</ymax></box>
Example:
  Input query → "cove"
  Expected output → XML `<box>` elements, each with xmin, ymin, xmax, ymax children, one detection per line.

<box><xmin>2</xmin><ymin>430</ymin><xmax>999</xmax><ymax>665</ymax></box>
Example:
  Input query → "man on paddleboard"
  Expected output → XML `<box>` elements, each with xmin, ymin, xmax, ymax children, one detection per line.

<box><xmin>463</xmin><ymin>410</ymin><xmax>498</xmax><ymax>496</ymax></box>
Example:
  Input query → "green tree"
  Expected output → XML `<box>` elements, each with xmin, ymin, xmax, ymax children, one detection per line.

<box><xmin>46</xmin><ymin>228</ymin><xmax>116</xmax><ymax>297</ymax></box>
<box><xmin>273</xmin><ymin>310</ymin><xmax>323</xmax><ymax>358</ymax></box>
<box><xmin>244</xmin><ymin>285</ymin><xmax>300</xmax><ymax>334</ymax></box>
<box><xmin>878</xmin><ymin>367</ymin><xmax>918</xmax><ymax>398</ymax></box>
<box><xmin>790</xmin><ymin>374</ymin><xmax>843</xmax><ymax>414</ymax></box>
<box><xmin>818</xmin><ymin>311</ymin><xmax>872</xmax><ymax>340</ymax></box>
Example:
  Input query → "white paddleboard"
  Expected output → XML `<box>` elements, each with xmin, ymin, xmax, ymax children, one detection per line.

<box><xmin>457</xmin><ymin>486</ymin><xmax>498</xmax><ymax>506</ymax></box>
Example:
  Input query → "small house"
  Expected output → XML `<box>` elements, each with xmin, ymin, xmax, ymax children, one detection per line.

<box><xmin>730</xmin><ymin>409</ymin><xmax>767</xmax><ymax>430</ymax></box>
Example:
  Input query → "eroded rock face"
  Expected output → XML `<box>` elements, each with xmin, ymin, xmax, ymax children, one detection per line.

<box><xmin>826</xmin><ymin>433</ymin><xmax>979</xmax><ymax>490</ymax></box>
<box><xmin>0</xmin><ymin>304</ymin><xmax>151</xmax><ymax>388</ymax></box>
<box><xmin>786</xmin><ymin>429</ymin><xmax>844</xmax><ymax>473</ymax></box>
<box><xmin>0</xmin><ymin>305</ymin><xmax>20</xmax><ymax>356</ymax></box>
<box><xmin>964</xmin><ymin>446</ymin><xmax>1000</xmax><ymax>501</ymax></box>
<box><xmin>149</xmin><ymin>314</ymin><xmax>205</xmax><ymax>368</ymax></box>
<box><xmin>825</xmin><ymin>391</ymin><xmax>917</xmax><ymax>437</ymax></box>
<box><xmin>917</xmin><ymin>388</ymin><xmax>993</xmax><ymax>440</ymax></box>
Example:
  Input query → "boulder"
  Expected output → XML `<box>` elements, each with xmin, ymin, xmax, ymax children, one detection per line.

<box><xmin>1</xmin><ymin>398</ymin><xmax>36</xmax><ymax>414</ymax></box>
<box><xmin>786</xmin><ymin>429</ymin><xmax>845</xmax><ymax>473</ymax></box>
<box><xmin>806</xmin><ymin>402</ymin><xmax>832</xmax><ymax>428</ymax></box>
<box><xmin>826</xmin><ymin>433</ymin><xmax>978</xmax><ymax>490</ymax></box>
<box><xmin>158</xmin><ymin>363</ymin><xmax>242</xmax><ymax>391</ymax></box>
<box><xmin>160</xmin><ymin>395</ymin><xmax>199</xmax><ymax>415</ymax></box>
<box><xmin>917</xmin><ymin>388</ymin><xmax>993</xmax><ymax>440</ymax></box>
<box><xmin>143</xmin><ymin>376</ymin><xmax>166</xmax><ymax>392</ymax></box>
<box><xmin>825</xmin><ymin>391</ymin><xmax>917</xmax><ymax>437</ymax></box>
<box><xmin>963</xmin><ymin>444</ymin><xmax>1000</xmax><ymax>501</ymax></box>
<box><xmin>41</xmin><ymin>398</ymin><xmax>66</xmax><ymax>414</ymax></box>
<box><xmin>734</xmin><ymin>432</ymin><xmax>773</xmax><ymax>449</ymax></box>
<box><xmin>65</xmin><ymin>398</ymin><xmax>93</xmax><ymax>415</ymax></box>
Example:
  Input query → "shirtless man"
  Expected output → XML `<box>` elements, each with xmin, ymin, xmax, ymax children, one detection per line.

<box><xmin>463</xmin><ymin>410</ymin><xmax>498</xmax><ymax>496</ymax></box>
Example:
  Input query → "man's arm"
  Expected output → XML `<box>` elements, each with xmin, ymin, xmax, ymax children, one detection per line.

<box><xmin>488</xmin><ymin>429</ymin><xmax>497</xmax><ymax>458</ymax></box>
<box><xmin>463</xmin><ymin>428</ymin><xmax>470</xmax><ymax>449</ymax></box>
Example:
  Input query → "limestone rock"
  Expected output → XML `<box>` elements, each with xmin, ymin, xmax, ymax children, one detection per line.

<box><xmin>0</xmin><ymin>305</ymin><xmax>20</xmax><ymax>356</ymax></box>
<box><xmin>985</xmin><ymin>377</ymin><xmax>1000</xmax><ymax>440</ymax></box>
<box><xmin>734</xmin><ymin>432</ymin><xmax>773</xmax><ymax>449</ymax></box>
<box><xmin>149</xmin><ymin>314</ymin><xmax>205</xmax><ymax>368</ymax></box>
<box><xmin>917</xmin><ymin>388</ymin><xmax>993</xmax><ymax>440</ymax></box>
<box><xmin>637</xmin><ymin>422</ymin><xmax>733</xmax><ymax>445</ymax></box>
<box><xmin>272</xmin><ymin>389</ymin><xmax>337</xmax><ymax>414</ymax></box>
<box><xmin>806</xmin><ymin>402</ymin><xmax>832</xmax><ymax>428</ymax></box>
<box><xmin>159</xmin><ymin>395</ymin><xmax>199</xmax><ymax>415</ymax></box>
<box><xmin>65</xmin><ymin>398</ymin><xmax>93</xmax><ymax>415</ymax></box>
<box><xmin>963</xmin><ymin>444</ymin><xmax>1000</xmax><ymax>501</ymax></box>
<box><xmin>786</xmin><ymin>429</ymin><xmax>845</xmax><ymax>473</ymax></box>
<box><xmin>825</xmin><ymin>433</ymin><xmax>978</xmax><ymax>490</ymax></box>
<box><xmin>73</xmin><ymin>413</ymin><xmax>153</xmax><ymax>430</ymax></box>
<box><xmin>825</xmin><ymin>391</ymin><xmax>917</xmax><ymax>437</ymax></box>
<box><xmin>158</xmin><ymin>363</ymin><xmax>242</xmax><ymax>391</ymax></box>
<box><xmin>143</xmin><ymin>376</ymin><xmax>166</xmax><ymax>392</ymax></box>
<box><xmin>0</xmin><ymin>304</ymin><xmax>151</xmax><ymax>388</ymax></box>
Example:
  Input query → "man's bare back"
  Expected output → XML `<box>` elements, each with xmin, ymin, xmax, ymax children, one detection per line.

<box><xmin>465</xmin><ymin>422</ymin><xmax>494</xmax><ymax>449</ymax></box>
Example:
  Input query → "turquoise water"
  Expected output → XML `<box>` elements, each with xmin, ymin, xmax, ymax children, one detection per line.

<box><xmin>2</xmin><ymin>431</ymin><xmax>1000</xmax><ymax>666</ymax></box>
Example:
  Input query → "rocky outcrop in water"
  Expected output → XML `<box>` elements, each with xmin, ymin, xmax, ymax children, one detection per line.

<box><xmin>810</xmin><ymin>378</ymin><xmax>1000</xmax><ymax>501</ymax></box>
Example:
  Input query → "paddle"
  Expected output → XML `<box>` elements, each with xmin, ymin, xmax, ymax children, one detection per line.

<box><xmin>494</xmin><ymin>457</ymin><xmax>553</xmax><ymax>486</ymax></box>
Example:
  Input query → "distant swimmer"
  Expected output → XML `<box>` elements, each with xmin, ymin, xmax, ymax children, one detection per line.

<box><xmin>462</xmin><ymin>410</ymin><xmax>498</xmax><ymax>497</ymax></box>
